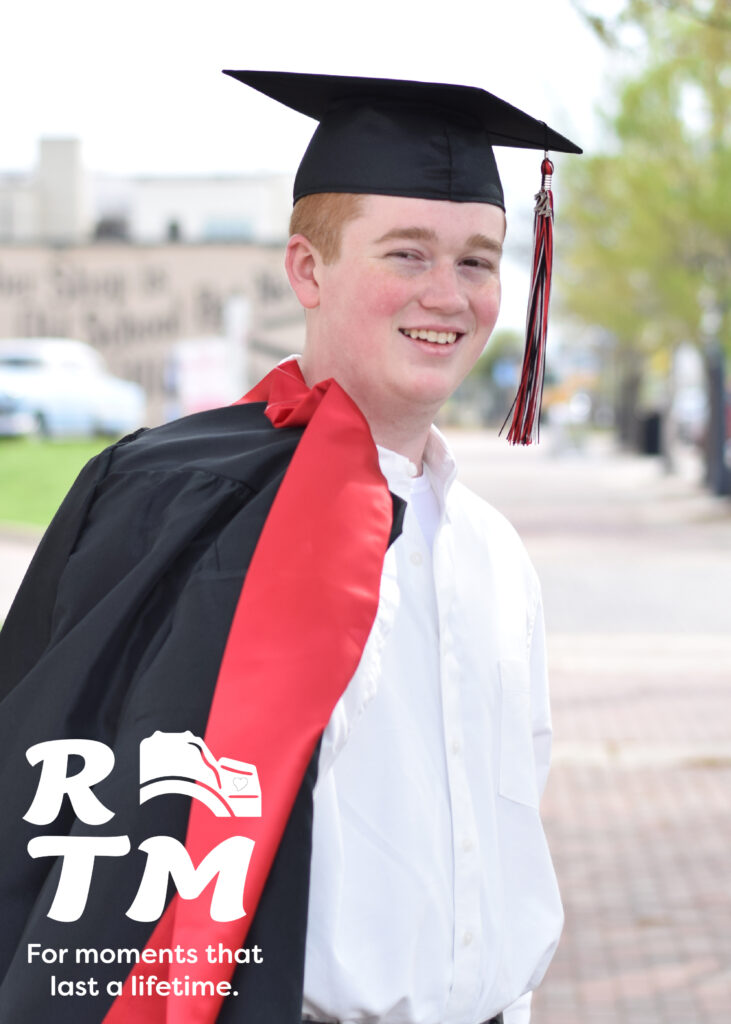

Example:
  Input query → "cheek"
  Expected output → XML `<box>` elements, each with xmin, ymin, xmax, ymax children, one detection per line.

<box><xmin>364</xmin><ymin>269</ymin><xmax>415</xmax><ymax>318</ymax></box>
<box><xmin>477</xmin><ymin>283</ymin><xmax>501</xmax><ymax>329</ymax></box>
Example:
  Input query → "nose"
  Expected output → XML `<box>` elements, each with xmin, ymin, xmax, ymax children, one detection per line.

<box><xmin>418</xmin><ymin>261</ymin><xmax>469</xmax><ymax>314</ymax></box>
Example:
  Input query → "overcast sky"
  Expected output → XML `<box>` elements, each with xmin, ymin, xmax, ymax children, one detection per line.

<box><xmin>4</xmin><ymin>0</ymin><xmax>621</xmax><ymax>330</ymax></box>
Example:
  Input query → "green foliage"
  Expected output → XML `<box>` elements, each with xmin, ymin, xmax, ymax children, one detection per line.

<box><xmin>469</xmin><ymin>327</ymin><xmax>524</xmax><ymax>380</ymax></box>
<box><xmin>562</xmin><ymin>0</ymin><xmax>731</xmax><ymax>359</ymax></box>
<box><xmin>0</xmin><ymin>438</ymin><xmax>107</xmax><ymax>528</ymax></box>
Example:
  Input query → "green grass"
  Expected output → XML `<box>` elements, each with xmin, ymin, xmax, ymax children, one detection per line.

<box><xmin>0</xmin><ymin>438</ymin><xmax>110</xmax><ymax>528</ymax></box>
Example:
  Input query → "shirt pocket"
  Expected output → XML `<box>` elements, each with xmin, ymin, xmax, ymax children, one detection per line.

<box><xmin>498</xmin><ymin>658</ymin><xmax>539</xmax><ymax>809</ymax></box>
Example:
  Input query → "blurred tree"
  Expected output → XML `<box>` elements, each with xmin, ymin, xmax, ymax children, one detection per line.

<box><xmin>560</xmin><ymin>0</ymin><xmax>731</xmax><ymax>464</ymax></box>
<box><xmin>461</xmin><ymin>327</ymin><xmax>524</xmax><ymax>426</ymax></box>
<box><xmin>470</xmin><ymin>327</ymin><xmax>524</xmax><ymax>382</ymax></box>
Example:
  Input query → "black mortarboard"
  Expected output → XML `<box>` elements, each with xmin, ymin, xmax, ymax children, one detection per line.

<box><xmin>223</xmin><ymin>69</ymin><xmax>582</xmax><ymax>445</ymax></box>
<box><xmin>222</xmin><ymin>69</ymin><xmax>581</xmax><ymax>210</ymax></box>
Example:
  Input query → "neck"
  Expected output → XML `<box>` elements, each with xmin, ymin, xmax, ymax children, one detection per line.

<box><xmin>356</xmin><ymin>400</ymin><xmax>432</xmax><ymax>473</ymax></box>
<box><xmin>298</xmin><ymin>356</ymin><xmax>433</xmax><ymax>472</ymax></box>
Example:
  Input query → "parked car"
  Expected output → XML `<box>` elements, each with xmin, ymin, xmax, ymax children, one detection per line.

<box><xmin>0</xmin><ymin>338</ymin><xmax>146</xmax><ymax>438</ymax></box>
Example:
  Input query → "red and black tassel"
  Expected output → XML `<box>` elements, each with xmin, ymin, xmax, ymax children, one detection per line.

<box><xmin>502</xmin><ymin>155</ymin><xmax>555</xmax><ymax>445</ymax></box>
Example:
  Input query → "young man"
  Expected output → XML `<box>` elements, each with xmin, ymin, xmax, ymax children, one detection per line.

<box><xmin>0</xmin><ymin>73</ymin><xmax>580</xmax><ymax>1024</ymax></box>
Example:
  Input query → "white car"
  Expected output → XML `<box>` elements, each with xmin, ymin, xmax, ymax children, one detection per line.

<box><xmin>0</xmin><ymin>338</ymin><xmax>146</xmax><ymax>438</ymax></box>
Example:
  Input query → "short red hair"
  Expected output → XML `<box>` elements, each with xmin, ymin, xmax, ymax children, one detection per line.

<box><xmin>288</xmin><ymin>192</ymin><xmax>365</xmax><ymax>264</ymax></box>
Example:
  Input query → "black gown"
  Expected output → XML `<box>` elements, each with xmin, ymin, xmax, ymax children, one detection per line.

<box><xmin>0</xmin><ymin>402</ymin><xmax>402</xmax><ymax>1023</ymax></box>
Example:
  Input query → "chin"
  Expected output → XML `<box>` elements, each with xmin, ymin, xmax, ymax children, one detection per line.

<box><xmin>403</xmin><ymin>365</ymin><xmax>464</xmax><ymax>404</ymax></box>
<box><xmin>393</xmin><ymin>381</ymin><xmax>457</xmax><ymax>416</ymax></box>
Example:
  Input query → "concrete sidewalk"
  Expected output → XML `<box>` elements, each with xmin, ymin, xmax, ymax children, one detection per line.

<box><xmin>449</xmin><ymin>430</ymin><xmax>731</xmax><ymax>1024</ymax></box>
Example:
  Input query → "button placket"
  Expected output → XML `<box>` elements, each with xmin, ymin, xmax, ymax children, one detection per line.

<box><xmin>433</xmin><ymin>526</ymin><xmax>482</xmax><ymax>1020</ymax></box>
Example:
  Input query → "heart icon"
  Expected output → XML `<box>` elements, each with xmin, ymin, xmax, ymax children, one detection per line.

<box><xmin>232</xmin><ymin>776</ymin><xmax>249</xmax><ymax>791</ymax></box>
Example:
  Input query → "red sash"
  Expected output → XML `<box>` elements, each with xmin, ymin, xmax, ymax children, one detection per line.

<box><xmin>103</xmin><ymin>360</ymin><xmax>392</xmax><ymax>1023</ymax></box>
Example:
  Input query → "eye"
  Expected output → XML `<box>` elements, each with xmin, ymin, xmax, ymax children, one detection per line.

<box><xmin>386</xmin><ymin>249</ymin><xmax>424</xmax><ymax>262</ymax></box>
<box><xmin>460</xmin><ymin>257</ymin><xmax>496</xmax><ymax>271</ymax></box>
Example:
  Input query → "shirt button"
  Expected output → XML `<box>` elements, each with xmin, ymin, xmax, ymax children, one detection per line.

<box><xmin>451</xmin><ymin>739</ymin><xmax>461</xmax><ymax>755</ymax></box>
<box><xmin>410</xmin><ymin>552</ymin><xmax>423</xmax><ymax>566</ymax></box>
<box><xmin>463</xmin><ymin>931</ymin><xmax>473</xmax><ymax>946</ymax></box>
<box><xmin>462</xmin><ymin>837</ymin><xmax>474</xmax><ymax>853</ymax></box>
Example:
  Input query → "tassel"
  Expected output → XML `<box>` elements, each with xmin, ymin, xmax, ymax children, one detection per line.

<box><xmin>502</xmin><ymin>155</ymin><xmax>555</xmax><ymax>445</ymax></box>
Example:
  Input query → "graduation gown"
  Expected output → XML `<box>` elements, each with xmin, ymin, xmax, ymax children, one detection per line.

<box><xmin>0</xmin><ymin>390</ymin><xmax>403</xmax><ymax>1024</ymax></box>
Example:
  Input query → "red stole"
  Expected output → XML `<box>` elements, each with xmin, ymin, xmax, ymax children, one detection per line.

<box><xmin>103</xmin><ymin>360</ymin><xmax>392</xmax><ymax>1023</ymax></box>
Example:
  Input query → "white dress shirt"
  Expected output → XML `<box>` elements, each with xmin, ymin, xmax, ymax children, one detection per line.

<box><xmin>302</xmin><ymin>428</ymin><xmax>563</xmax><ymax>1024</ymax></box>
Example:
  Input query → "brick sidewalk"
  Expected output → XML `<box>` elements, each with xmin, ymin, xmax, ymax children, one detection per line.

<box><xmin>448</xmin><ymin>430</ymin><xmax>731</xmax><ymax>1024</ymax></box>
<box><xmin>536</xmin><ymin>634</ymin><xmax>731</xmax><ymax>1024</ymax></box>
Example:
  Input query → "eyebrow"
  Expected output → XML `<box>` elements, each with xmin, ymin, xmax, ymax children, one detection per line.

<box><xmin>466</xmin><ymin>233</ymin><xmax>503</xmax><ymax>256</ymax></box>
<box><xmin>374</xmin><ymin>226</ymin><xmax>503</xmax><ymax>255</ymax></box>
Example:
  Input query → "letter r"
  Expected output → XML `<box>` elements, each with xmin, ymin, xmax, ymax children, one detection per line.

<box><xmin>24</xmin><ymin>739</ymin><xmax>115</xmax><ymax>826</ymax></box>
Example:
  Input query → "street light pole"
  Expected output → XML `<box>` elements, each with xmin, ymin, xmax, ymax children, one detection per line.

<box><xmin>705</xmin><ymin>339</ymin><xmax>729</xmax><ymax>497</ymax></box>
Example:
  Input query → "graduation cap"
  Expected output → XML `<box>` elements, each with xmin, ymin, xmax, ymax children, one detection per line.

<box><xmin>223</xmin><ymin>69</ymin><xmax>582</xmax><ymax>444</ymax></box>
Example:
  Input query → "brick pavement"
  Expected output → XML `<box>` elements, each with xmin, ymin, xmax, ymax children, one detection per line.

<box><xmin>537</xmin><ymin>639</ymin><xmax>731</xmax><ymax>1024</ymax></box>
<box><xmin>448</xmin><ymin>430</ymin><xmax>731</xmax><ymax>1024</ymax></box>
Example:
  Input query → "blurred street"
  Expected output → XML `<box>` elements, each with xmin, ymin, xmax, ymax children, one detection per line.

<box><xmin>2</xmin><ymin>431</ymin><xmax>731</xmax><ymax>1023</ymax></box>
<box><xmin>451</xmin><ymin>429</ymin><xmax>731</xmax><ymax>1024</ymax></box>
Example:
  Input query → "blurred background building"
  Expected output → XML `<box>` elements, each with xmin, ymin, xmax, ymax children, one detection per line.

<box><xmin>0</xmin><ymin>137</ymin><xmax>293</xmax><ymax>246</ymax></box>
<box><xmin>0</xmin><ymin>138</ymin><xmax>302</xmax><ymax>424</ymax></box>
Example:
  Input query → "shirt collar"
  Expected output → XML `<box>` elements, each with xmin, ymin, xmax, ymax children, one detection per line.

<box><xmin>375</xmin><ymin>446</ymin><xmax>418</xmax><ymax>502</ymax></box>
<box><xmin>423</xmin><ymin>425</ymin><xmax>458</xmax><ymax>500</ymax></box>
<box><xmin>377</xmin><ymin>425</ymin><xmax>457</xmax><ymax>510</ymax></box>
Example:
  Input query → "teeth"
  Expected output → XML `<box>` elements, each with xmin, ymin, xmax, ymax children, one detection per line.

<box><xmin>403</xmin><ymin>329</ymin><xmax>459</xmax><ymax>344</ymax></box>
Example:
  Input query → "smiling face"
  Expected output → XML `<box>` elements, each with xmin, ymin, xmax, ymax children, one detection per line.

<box><xmin>293</xmin><ymin>193</ymin><xmax>505</xmax><ymax>440</ymax></box>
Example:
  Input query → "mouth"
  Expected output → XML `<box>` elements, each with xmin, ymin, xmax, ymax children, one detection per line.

<box><xmin>399</xmin><ymin>328</ymin><xmax>464</xmax><ymax>346</ymax></box>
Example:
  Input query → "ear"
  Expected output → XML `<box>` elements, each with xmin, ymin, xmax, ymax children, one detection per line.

<box><xmin>285</xmin><ymin>234</ymin><xmax>322</xmax><ymax>310</ymax></box>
